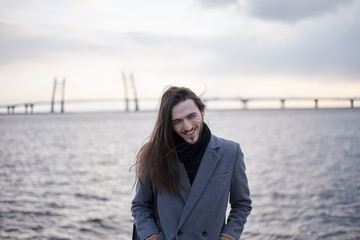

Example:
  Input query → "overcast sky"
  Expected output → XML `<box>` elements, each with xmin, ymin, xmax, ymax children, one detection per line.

<box><xmin>1</xmin><ymin>0</ymin><xmax>359</xmax><ymax>110</ymax></box>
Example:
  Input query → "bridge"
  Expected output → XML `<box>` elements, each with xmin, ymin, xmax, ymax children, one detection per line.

<box><xmin>0</xmin><ymin>97</ymin><xmax>158</xmax><ymax>114</ymax></box>
<box><xmin>0</xmin><ymin>73</ymin><xmax>144</xmax><ymax>114</ymax></box>
<box><xmin>0</xmin><ymin>76</ymin><xmax>358</xmax><ymax>114</ymax></box>
<box><xmin>203</xmin><ymin>96</ymin><xmax>359</xmax><ymax>110</ymax></box>
<box><xmin>1</xmin><ymin>96</ymin><xmax>358</xmax><ymax>114</ymax></box>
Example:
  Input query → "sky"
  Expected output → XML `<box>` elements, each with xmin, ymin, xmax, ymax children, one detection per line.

<box><xmin>1</xmin><ymin>0</ymin><xmax>360</xmax><ymax>111</ymax></box>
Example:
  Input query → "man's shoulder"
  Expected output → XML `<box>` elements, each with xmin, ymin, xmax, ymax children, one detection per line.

<box><xmin>210</xmin><ymin>134</ymin><xmax>239</xmax><ymax>150</ymax></box>
<box><xmin>210</xmin><ymin>135</ymin><xmax>243</xmax><ymax>162</ymax></box>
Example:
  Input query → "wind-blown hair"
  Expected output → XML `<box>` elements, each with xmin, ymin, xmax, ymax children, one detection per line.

<box><xmin>134</xmin><ymin>86</ymin><xmax>206</xmax><ymax>194</ymax></box>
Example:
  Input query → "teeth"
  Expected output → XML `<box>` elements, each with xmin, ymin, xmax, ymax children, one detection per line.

<box><xmin>184</xmin><ymin>129</ymin><xmax>195</xmax><ymax>135</ymax></box>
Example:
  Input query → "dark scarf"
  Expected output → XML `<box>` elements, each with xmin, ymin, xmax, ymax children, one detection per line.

<box><xmin>174</xmin><ymin>123</ymin><xmax>211</xmax><ymax>185</ymax></box>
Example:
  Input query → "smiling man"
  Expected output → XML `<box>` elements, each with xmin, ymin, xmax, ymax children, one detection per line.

<box><xmin>172</xmin><ymin>98</ymin><xmax>204</xmax><ymax>144</ymax></box>
<box><xmin>132</xmin><ymin>86</ymin><xmax>252</xmax><ymax>240</ymax></box>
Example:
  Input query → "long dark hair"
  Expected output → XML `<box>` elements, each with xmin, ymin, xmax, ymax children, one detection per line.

<box><xmin>134</xmin><ymin>86</ymin><xmax>206</xmax><ymax>194</ymax></box>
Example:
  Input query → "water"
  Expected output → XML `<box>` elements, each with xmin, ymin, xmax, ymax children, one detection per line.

<box><xmin>1</xmin><ymin>109</ymin><xmax>359</xmax><ymax>240</ymax></box>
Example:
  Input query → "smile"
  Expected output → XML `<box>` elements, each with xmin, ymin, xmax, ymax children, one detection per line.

<box><xmin>183</xmin><ymin>128</ymin><xmax>196</xmax><ymax>135</ymax></box>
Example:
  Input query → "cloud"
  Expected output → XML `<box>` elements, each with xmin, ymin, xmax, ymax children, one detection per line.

<box><xmin>0</xmin><ymin>20</ymin><xmax>110</xmax><ymax>63</ymax></box>
<box><xmin>196</xmin><ymin>0</ymin><xmax>356</xmax><ymax>23</ymax></box>
<box><xmin>199</xmin><ymin>27</ymin><xmax>360</xmax><ymax>80</ymax></box>
<box><xmin>1</xmin><ymin>0</ymin><xmax>360</xmax><ymax>85</ymax></box>
<box><xmin>196</xmin><ymin>0</ymin><xmax>238</xmax><ymax>8</ymax></box>
<box><xmin>244</xmin><ymin>0</ymin><xmax>355</xmax><ymax>22</ymax></box>
<box><xmin>2</xmin><ymin>12</ymin><xmax>360</xmax><ymax>83</ymax></box>
<box><xmin>189</xmin><ymin>0</ymin><xmax>360</xmax><ymax>79</ymax></box>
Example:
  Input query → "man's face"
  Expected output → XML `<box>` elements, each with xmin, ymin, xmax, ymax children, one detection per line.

<box><xmin>171</xmin><ymin>99</ymin><xmax>205</xmax><ymax>144</ymax></box>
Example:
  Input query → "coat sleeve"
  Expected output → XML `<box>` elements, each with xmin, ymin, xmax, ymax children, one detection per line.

<box><xmin>221</xmin><ymin>143</ymin><xmax>252</xmax><ymax>239</ymax></box>
<box><xmin>131</xmin><ymin>176</ymin><xmax>160</xmax><ymax>240</ymax></box>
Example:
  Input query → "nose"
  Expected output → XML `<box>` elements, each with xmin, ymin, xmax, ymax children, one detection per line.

<box><xmin>183</xmin><ymin>119</ymin><xmax>192</xmax><ymax>131</ymax></box>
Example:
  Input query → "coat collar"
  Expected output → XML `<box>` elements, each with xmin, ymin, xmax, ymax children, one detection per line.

<box><xmin>178</xmin><ymin>134</ymin><xmax>221</xmax><ymax>228</ymax></box>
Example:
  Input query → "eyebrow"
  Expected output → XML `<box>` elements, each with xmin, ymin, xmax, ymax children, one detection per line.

<box><xmin>172</xmin><ymin>112</ymin><xmax>197</xmax><ymax>122</ymax></box>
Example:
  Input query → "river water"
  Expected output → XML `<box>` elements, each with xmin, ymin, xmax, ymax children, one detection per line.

<box><xmin>1</xmin><ymin>109</ymin><xmax>359</xmax><ymax>240</ymax></box>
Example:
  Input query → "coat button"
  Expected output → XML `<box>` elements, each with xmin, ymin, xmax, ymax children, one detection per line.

<box><xmin>202</xmin><ymin>231</ymin><xmax>207</xmax><ymax>237</ymax></box>
<box><xmin>177</xmin><ymin>230</ymin><xmax>182</xmax><ymax>236</ymax></box>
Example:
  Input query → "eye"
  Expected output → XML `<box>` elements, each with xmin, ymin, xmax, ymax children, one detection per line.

<box><xmin>188</xmin><ymin>113</ymin><xmax>196</xmax><ymax>119</ymax></box>
<box><xmin>173</xmin><ymin>120</ymin><xmax>181</xmax><ymax>125</ymax></box>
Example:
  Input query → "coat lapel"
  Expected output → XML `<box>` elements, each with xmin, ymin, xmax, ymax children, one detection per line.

<box><xmin>178</xmin><ymin>163</ymin><xmax>191</xmax><ymax>202</ymax></box>
<box><xmin>178</xmin><ymin>135</ymin><xmax>220</xmax><ymax>228</ymax></box>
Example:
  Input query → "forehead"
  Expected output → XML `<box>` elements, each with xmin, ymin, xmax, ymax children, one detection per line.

<box><xmin>172</xmin><ymin>99</ymin><xmax>200</xmax><ymax>120</ymax></box>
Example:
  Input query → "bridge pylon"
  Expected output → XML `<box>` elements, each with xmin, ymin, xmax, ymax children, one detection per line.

<box><xmin>122</xmin><ymin>72</ymin><xmax>130</xmax><ymax>112</ymax></box>
<box><xmin>50</xmin><ymin>77</ymin><xmax>66</xmax><ymax>113</ymax></box>
<box><xmin>130</xmin><ymin>72</ymin><xmax>139</xmax><ymax>111</ymax></box>
<box><xmin>280</xmin><ymin>99</ymin><xmax>286</xmax><ymax>109</ymax></box>
<box><xmin>122</xmin><ymin>71</ymin><xmax>139</xmax><ymax>112</ymax></box>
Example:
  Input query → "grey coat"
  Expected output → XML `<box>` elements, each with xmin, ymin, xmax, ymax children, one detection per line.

<box><xmin>131</xmin><ymin>134</ymin><xmax>252</xmax><ymax>240</ymax></box>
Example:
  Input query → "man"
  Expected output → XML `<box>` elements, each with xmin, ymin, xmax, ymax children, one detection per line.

<box><xmin>131</xmin><ymin>86</ymin><xmax>252</xmax><ymax>240</ymax></box>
